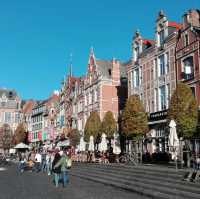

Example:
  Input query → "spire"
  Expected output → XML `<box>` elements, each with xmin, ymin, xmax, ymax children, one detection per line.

<box><xmin>88</xmin><ymin>46</ymin><xmax>96</xmax><ymax>72</ymax></box>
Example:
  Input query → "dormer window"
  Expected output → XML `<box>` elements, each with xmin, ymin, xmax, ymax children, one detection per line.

<box><xmin>8</xmin><ymin>91</ymin><xmax>13</xmax><ymax>98</ymax></box>
<box><xmin>159</xmin><ymin>29</ymin><xmax>165</xmax><ymax>46</ymax></box>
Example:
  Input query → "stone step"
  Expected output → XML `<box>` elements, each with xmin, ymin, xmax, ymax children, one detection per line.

<box><xmin>78</xmin><ymin>162</ymin><xmax>186</xmax><ymax>175</ymax></box>
<box><xmin>70</xmin><ymin>171</ymin><xmax>174</xmax><ymax>199</ymax></box>
<box><xmin>74</xmin><ymin>165</ymin><xmax>183</xmax><ymax>179</ymax></box>
<box><xmin>71</xmin><ymin>170</ymin><xmax>200</xmax><ymax>199</ymax></box>
<box><xmin>73</xmin><ymin>167</ymin><xmax>200</xmax><ymax>193</ymax></box>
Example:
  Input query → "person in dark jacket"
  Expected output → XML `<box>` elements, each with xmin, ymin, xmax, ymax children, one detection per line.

<box><xmin>54</xmin><ymin>150</ymin><xmax>70</xmax><ymax>187</ymax></box>
<box><xmin>52</xmin><ymin>152</ymin><xmax>61</xmax><ymax>187</ymax></box>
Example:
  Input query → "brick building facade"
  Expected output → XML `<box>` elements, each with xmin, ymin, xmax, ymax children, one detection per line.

<box><xmin>61</xmin><ymin>48</ymin><xmax>127</xmax><ymax>138</ymax></box>
<box><xmin>176</xmin><ymin>9</ymin><xmax>200</xmax><ymax>107</ymax></box>
<box><xmin>127</xmin><ymin>11</ymin><xmax>183</xmax><ymax>153</ymax></box>
<box><xmin>0</xmin><ymin>89</ymin><xmax>22</xmax><ymax>133</ymax></box>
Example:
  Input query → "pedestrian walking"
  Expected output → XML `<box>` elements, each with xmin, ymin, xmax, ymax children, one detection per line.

<box><xmin>52</xmin><ymin>152</ymin><xmax>61</xmax><ymax>187</ymax></box>
<box><xmin>54</xmin><ymin>150</ymin><xmax>71</xmax><ymax>187</ymax></box>
<box><xmin>34</xmin><ymin>151</ymin><xmax>42</xmax><ymax>172</ymax></box>
<box><xmin>18</xmin><ymin>153</ymin><xmax>26</xmax><ymax>173</ymax></box>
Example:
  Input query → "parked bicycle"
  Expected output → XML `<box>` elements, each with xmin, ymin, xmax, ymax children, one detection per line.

<box><xmin>119</xmin><ymin>153</ymin><xmax>138</xmax><ymax>166</ymax></box>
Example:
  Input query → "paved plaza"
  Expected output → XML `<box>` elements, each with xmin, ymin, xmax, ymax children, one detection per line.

<box><xmin>0</xmin><ymin>164</ymin><xmax>148</xmax><ymax>199</ymax></box>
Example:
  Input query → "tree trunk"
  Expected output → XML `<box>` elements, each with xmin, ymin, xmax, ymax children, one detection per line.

<box><xmin>135</xmin><ymin>140</ymin><xmax>139</xmax><ymax>165</ymax></box>
<box><xmin>139</xmin><ymin>139</ymin><xmax>143</xmax><ymax>164</ymax></box>
<box><xmin>185</xmin><ymin>139</ymin><xmax>191</xmax><ymax>168</ymax></box>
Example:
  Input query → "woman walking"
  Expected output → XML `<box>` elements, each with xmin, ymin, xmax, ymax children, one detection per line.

<box><xmin>52</xmin><ymin>152</ymin><xmax>61</xmax><ymax>187</ymax></box>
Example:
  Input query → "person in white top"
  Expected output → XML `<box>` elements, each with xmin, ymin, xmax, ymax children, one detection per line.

<box><xmin>35</xmin><ymin>151</ymin><xmax>42</xmax><ymax>172</ymax></box>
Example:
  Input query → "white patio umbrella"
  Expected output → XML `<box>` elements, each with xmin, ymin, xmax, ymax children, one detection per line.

<box><xmin>79</xmin><ymin>137</ymin><xmax>86</xmax><ymax>152</ymax></box>
<box><xmin>88</xmin><ymin>135</ymin><xmax>95</xmax><ymax>152</ymax></box>
<box><xmin>113</xmin><ymin>133</ymin><xmax>121</xmax><ymax>155</ymax></box>
<box><xmin>14</xmin><ymin>142</ymin><xmax>30</xmax><ymax>149</ymax></box>
<box><xmin>168</xmin><ymin>120</ymin><xmax>179</xmax><ymax>160</ymax></box>
<box><xmin>99</xmin><ymin>133</ymin><xmax>108</xmax><ymax>152</ymax></box>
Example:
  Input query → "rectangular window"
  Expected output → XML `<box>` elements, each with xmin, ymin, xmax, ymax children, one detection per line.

<box><xmin>5</xmin><ymin>112</ymin><xmax>11</xmax><ymax>123</ymax></box>
<box><xmin>159</xmin><ymin>86</ymin><xmax>166</xmax><ymax>110</ymax></box>
<box><xmin>154</xmin><ymin>88</ymin><xmax>158</xmax><ymax>112</ymax></box>
<box><xmin>159</xmin><ymin>55</ymin><xmax>165</xmax><ymax>76</ymax></box>
<box><xmin>184</xmin><ymin>33</ymin><xmax>189</xmax><ymax>46</ymax></box>
<box><xmin>182</xmin><ymin>56</ymin><xmax>194</xmax><ymax>80</ymax></box>
<box><xmin>134</xmin><ymin>68</ymin><xmax>140</xmax><ymax>87</ymax></box>
<box><xmin>131</xmin><ymin>70</ymin><xmax>134</xmax><ymax>88</ymax></box>
<box><xmin>190</xmin><ymin>87</ymin><xmax>195</xmax><ymax>97</ymax></box>
<box><xmin>166</xmin><ymin>84</ymin><xmax>170</xmax><ymax>109</ymax></box>
<box><xmin>154</xmin><ymin>59</ymin><xmax>157</xmax><ymax>79</ymax></box>
<box><xmin>165</xmin><ymin>52</ymin><xmax>169</xmax><ymax>73</ymax></box>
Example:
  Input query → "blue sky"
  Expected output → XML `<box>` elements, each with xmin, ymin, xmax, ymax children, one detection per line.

<box><xmin>0</xmin><ymin>0</ymin><xmax>199</xmax><ymax>100</ymax></box>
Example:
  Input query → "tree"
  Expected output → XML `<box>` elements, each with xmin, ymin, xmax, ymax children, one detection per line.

<box><xmin>168</xmin><ymin>83</ymin><xmax>198</xmax><ymax>138</ymax></box>
<box><xmin>121</xmin><ymin>95</ymin><xmax>148</xmax><ymax>164</ymax></box>
<box><xmin>84</xmin><ymin>111</ymin><xmax>101</xmax><ymax>142</ymax></box>
<box><xmin>13</xmin><ymin>123</ymin><xmax>27</xmax><ymax>145</ymax></box>
<box><xmin>122</xmin><ymin>95</ymin><xmax>148</xmax><ymax>139</ymax></box>
<box><xmin>101</xmin><ymin>111</ymin><xmax>117</xmax><ymax>138</ymax></box>
<box><xmin>68</xmin><ymin>129</ymin><xmax>80</xmax><ymax>147</ymax></box>
<box><xmin>0</xmin><ymin>124</ymin><xmax>13</xmax><ymax>151</ymax></box>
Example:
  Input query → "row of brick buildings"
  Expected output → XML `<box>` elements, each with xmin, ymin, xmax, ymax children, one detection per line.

<box><xmin>0</xmin><ymin>9</ymin><xmax>199</xmax><ymax>153</ymax></box>
<box><xmin>58</xmin><ymin>9</ymin><xmax>200</xmax><ymax>153</ymax></box>
<box><xmin>27</xmin><ymin>9</ymin><xmax>199</xmax><ymax>152</ymax></box>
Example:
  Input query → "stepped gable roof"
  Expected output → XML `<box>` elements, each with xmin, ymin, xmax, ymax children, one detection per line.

<box><xmin>22</xmin><ymin>100</ymin><xmax>36</xmax><ymax>114</ymax></box>
<box><xmin>168</xmin><ymin>21</ymin><xmax>182</xmax><ymax>30</ymax></box>
<box><xmin>0</xmin><ymin>88</ymin><xmax>18</xmax><ymax>100</ymax></box>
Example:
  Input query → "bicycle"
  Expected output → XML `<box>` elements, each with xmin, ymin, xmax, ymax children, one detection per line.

<box><xmin>119</xmin><ymin>153</ymin><xmax>138</xmax><ymax>166</ymax></box>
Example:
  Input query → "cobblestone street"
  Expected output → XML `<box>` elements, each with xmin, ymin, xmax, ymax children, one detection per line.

<box><xmin>0</xmin><ymin>164</ymin><xmax>148</xmax><ymax>199</ymax></box>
